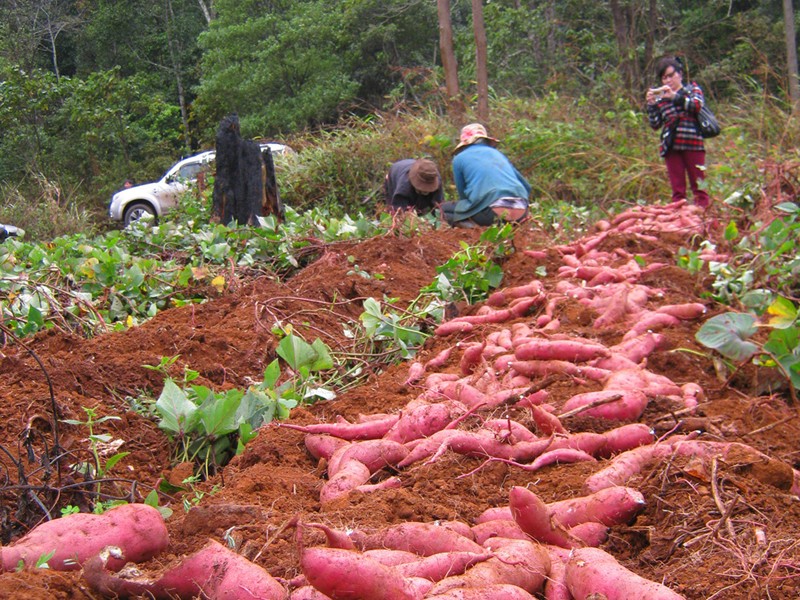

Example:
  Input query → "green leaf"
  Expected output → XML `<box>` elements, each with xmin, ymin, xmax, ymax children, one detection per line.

<box><xmin>102</xmin><ymin>451</ymin><xmax>130</xmax><ymax>474</ymax></box>
<box><xmin>198</xmin><ymin>389</ymin><xmax>243</xmax><ymax>438</ymax></box>
<box><xmin>696</xmin><ymin>312</ymin><xmax>759</xmax><ymax>361</ymax></box>
<box><xmin>261</xmin><ymin>359</ymin><xmax>281</xmax><ymax>388</ymax></box>
<box><xmin>724</xmin><ymin>220</ymin><xmax>738</xmax><ymax>241</ymax></box>
<box><xmin>277</xmin><ymin>333</ymin><xmax>318</xmax><ymax>371</ymax></box>
<box><xmin>155</xmin><ymin>379</ymin><xmax>198</xmax><ymax>435</ymax></box>
<box><xmin>309</xmin><ymin>338</ymin><xmax>334</xmax><ymax>371</ymax></box>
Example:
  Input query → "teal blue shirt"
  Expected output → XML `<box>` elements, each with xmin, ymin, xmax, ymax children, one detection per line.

<box><xmin>452</xmin><ymin>142</ymin><xmax>531</xmax><ymax>221</ymax></box>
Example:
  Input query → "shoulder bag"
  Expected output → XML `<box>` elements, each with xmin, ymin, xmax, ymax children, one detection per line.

<box><xmin>697</xmin><ymin>104</ymin><xmax>721</xmax><ymax>138</ymax></box>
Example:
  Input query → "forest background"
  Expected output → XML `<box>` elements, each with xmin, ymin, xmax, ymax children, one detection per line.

<box><xmin>2</xmin><ymin>0</ymin><xmax>800</xmax><ymax>240</ymax></box>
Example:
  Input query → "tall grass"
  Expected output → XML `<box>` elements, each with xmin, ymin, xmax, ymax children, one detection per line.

<box><xmin>0</xmin><ymin>172</ymin><xmax>100</xmax><ymax>241</ymax></box>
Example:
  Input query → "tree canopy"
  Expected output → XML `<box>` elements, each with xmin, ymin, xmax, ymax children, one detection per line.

<box><xmin>1</xmin><ymin>0</ymin><xmax>798</xmax><ymax>207</ymax></box>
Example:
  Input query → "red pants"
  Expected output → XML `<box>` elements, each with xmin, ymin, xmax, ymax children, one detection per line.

<box><xmin>664</xmin><ymin>150</ymin><xmax>709</xmax><ymax>208</ymax></box>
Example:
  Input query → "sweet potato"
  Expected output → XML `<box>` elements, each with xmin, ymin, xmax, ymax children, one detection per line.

<box><xmin>290</xmin><ymin>586</ymin><xmax>332</xmax><ymax>599</ymax></box>
<box><xmin>543</xmin><ymin>546</ymin><xmax>570</xmax><ymax>600</ymax></box>
<box><xmin>565</xmin><ymin>547</ymin><xmax>686</xmax><ymax>600</ymax></box>
<box><xmin>470</xmin><ymin>520</ymin><xmax>528</xmax><ymax>544</ymax></box>
<box><xmin>481</xmin><ymin>418</ymin><xmax>538</xmax><ymax>443</ymax></box>
<box><xmin>327</xmin><ymin>439</ymin><xmax>409</xmax><ymax>478</ymax></box>
<box><xmin>528</xmin><ymin>405</ymin><xmax>567</xmax><ymax>435</ymax></box>
<box><xmin>583</xmin><ymin>444</ymin><xmax>672</xmax><ymax>492</ymax></box>
<box><xmin>300</xmin><ymin>546</ymin><xmax>421</xmax><ymax>600</ymax></box>
<box><xmin>425</xmin><ymin>346</ymin><xmax>454</xmax><ymax>370</ymax></box>
<box><xmin>305</xmin><ymin>434</ymin><xmax>350</xmax><ymax>461</ymax></box>
<box><xmin>425</xmin><ymin>584</ymin><xmax>538</xmax><ymax>599</ymax></box>
<box><xmin>362</xmin><ymin>549</ymin><xmax>418</xmax><ymax>566</ymax></box>
<box><xmin>350</xmin><ymin>522</ymin><xmax>484</xmax><ymax>556</ymax></box>
<box><xmin>560</xmin><ymin>389</ymin><xmax>648</xmax><ymax>421</ymax></box>
<box><xmin>395</xmin><ymin>551</ymin><xmax>492</xmax><ymax>581</ymax></box>
<box><xmin>656</xmin><ymin>302</ymin><xmax>706</xmax><ymax>320</ymax></box>
<box><xmin>546</xmin><ymin>486</ymin><xmax>645</xmax><ymax>528</ymax></box>
<box><xmin>474</xmin><ymin>506</ymin><xmax>513</xmax><ymax>524</ymax></box>
<box><xmin>319</xmin><ymin>459</ymin><xmax>372</xmax><ymax>504</ymax></box>
<box><xmin>429</xmin><ymin>537</ymin><xmax>550</xmax><ymax>595</ymax></box>
<box><xmin>404</xmin><ymin>361</ymin><xmax>426</xmax><ymax>385</ymax></box>
<box><xmin>509</xmin><ymin>486</ymin><xmax>581</xmax><ymax>548</ymax></box>
<box><xmin>566</xmin><ymin>521</ymin><xmax>609</xmax><ymax>547</ymax></box>
<box><xmin>514</xmin><ymin>339</ymin><xmax>610</xmax><ymax>363</ymax></box>
<box><xmin>1</xmin><ymin>503</ymin><xmax>168</xmax><ymax>572</ymax></box>
<box><xmin>435</xmin><ymin>320</ymin><xmax>475</xmax><ymax>336</ymax></box>
<box><xmin>529</xmin><ymin>448</ymin><xmax>596</xmax><ymax>470</ymax></box>
<box><xmin>84</xmin><ymin>539</ymin><xmax>287</xmax><ymax>600</ymax></box>
<box><xmin>486</xmin><ymin>282</ymin><xmax>543</xmax><ymax>307</ymax></box>
<box><xmin>382</xmin><ymin>401</ymin><xmax>466</xmax><ymax>444</ymax></box>
<box><xmin>277</xmin><ymin>416</ymin><xmax>399</xmax><ymax>441</ymax></box>
<box><xmin>459</xmin><ymin>341</ymin><xmax>487</xmax><ymax>375</ymax></box>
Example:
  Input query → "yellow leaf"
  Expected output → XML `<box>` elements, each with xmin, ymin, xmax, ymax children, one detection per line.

<box><xmin>126</xmin><ymin>315</ymin><xmax>134</xmax><ymax>328</ymax></box>
<box><xmin>211</xmin><ymin>275</ymin><xmax>225</xmax><ymax>293</ymax></box>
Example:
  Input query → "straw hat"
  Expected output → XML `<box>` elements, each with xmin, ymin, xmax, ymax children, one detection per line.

<box><xmin>408</xmin><ymin>159</ymin><xmax>441</xmax><ymax>193</ymax></box>
<box><xmin>454</xmin><ymin>123</ymin><xmax>499</xmax><ymax>153</ymax></box>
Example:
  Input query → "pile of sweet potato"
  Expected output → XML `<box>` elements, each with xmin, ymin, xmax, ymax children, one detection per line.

<box><xmin>5</xmin><ymin>200</ymin><xmax>796</xmax><ymax>599</ymax></box>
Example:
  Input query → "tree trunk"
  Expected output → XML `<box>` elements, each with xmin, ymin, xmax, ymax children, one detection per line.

<box><xmin>609</xmin><ymin>0</ymin><xmax>636</xmax><ymax>94</ymax></box>
<box><xmin>783</xmin><ymin>0</ymin><xmax>800</xmax><ymax>111</ymax></box>
<box><xmin>165</xmin><ymin>0</ymin><xmax>192</xmax><ymax>154</ymax></box>
<box><xmin>472</xmin><ymin>0</ymin><xmax>489</xmax><ymax>121</ymax></box>
<box><xmin>437</xmin><ymin>0</ymin><xmax>462</xmax><ymax>120</ymax></box>
<box><xmin>644</xmin><ymin>0</ymin><xmax>657</xmax><ymax>77</ymax></box>
<box><xmin>212</xmin><ymin>115</ymin><xmax>282</xmax><ymax>226</ymax></box>
<box><xmin>545</xmin><ymin>0</ymin><xmax>557</xmax><ymax>63</ymax></box>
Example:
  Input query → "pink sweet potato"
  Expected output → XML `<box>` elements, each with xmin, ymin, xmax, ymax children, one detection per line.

<box><xmin>514</xmin><ymin>339</ymin><xmax>610</xmax><ymax>363</ymax></box>
<box><xmin>425</xmin><ymin>347</ymin><xmax>454</xmax><ymax>370</ymax></box>
<box><xmin>1</xmin><ymin>503</ymin><xmax>168</xmax><ymax>572</ymax></box>
<box><xmin>435</xmin><ymin>320</ymin><xmax>475</xmax><ymax>336</ymax></box>
<box><xmin>319</xmin><ymin>459</ymin><xmax>371</xmax><ymax>504</ymax></box>
<box><xmin>543</xmin><ymin>546</ymin><xmax>570</xmax><ymax>600</ymax></box>
<box><xmin>327</xmin><ymin>439</ymin><xmax>408</xmax><ymax>478</ymax></box>
<box><xmin>565</xmin><ymin>547</ymin><xmax>686</xmax><ymax>599</ymax></box>
<box><xmin>84</xmin><ymin>539</ymin><xmax>287</xmax><ymax>600</ymax></box>
<box><xmin>583</xmin><ymin>444</ymin><xmax>673</xmax><ymax>492</ymax></box>
<box><xmin>300</xmin><ymin>546</ymin><xmax>420</xmax><ymax>600</ymax></box>
<box><xmin>395</xmin><ymin>551</ymin><xmax>492</xmax><ymax>581</ymax></box>
<box><xmin>404</xmin><ymin>361</ymin><xmax>426</xmax><ymax>385</ymax></box>
<box><xmin>560</xmin><ymin>389</ymin><xmax>648</xmax><ymax>421</ymax></box>
<box><xmin>290</xmin><ymin>586</ymin><xmax>333</xmax><ymax>599</ymax></box>
<box><xmin>566</xmin><ymin>521</ymin><xmax>609</xmax><ymax>547</ymax></box>
<box><xmin>471</xmin><ymin>520</ymin><xmax>528</xmax><ymax>544</ymax></box>
<box><xmin>277</xmin><ymin>416</ymin><xmax>399</xmax><ymax>440</ymax></box>
<box><xmin>656</xmin><ymin>302</ymin><xmax>706</xmax><ymax>320</ymax></box>
<box><xmin>486</xmin><ymin>282</ymin><xmax>543</xmax><ymax>307</ymax></box>
<box><xmin>350</xmin><ymin>522</ymin><xmax>484</xmax><ymax>556</ymax></box>
<box><xmin>596</xmin><ymin>423</ymin><xmax>656</xmax><ymax>457</ymax></box>
<box><xmin>305</xmin><ymin>434</ymin><xmax>351</xmax><ymax>461</ymax></box>
<box><xmin>429</xmin><ymin>538</ymin><xmax>550</xmax><ymax>595</ymax></box>
<box><xmin>459</xmin><ymin>341</ymin><xmax>487</xmax><ymax>375</ymax></box>
<box><xmin>474</xmin><ymin>506</ymin><xmax>513</xmax><ymax>524</ymax></box>
<box><xmin>382</xmin><ymin>401</ymin><xmax>466</xmax><ymax>444</ymax></box>
<box><xmin>425</xmin><ymin>584</ymin><xmax>538</xmax><ymax>599</ymax></box>
<box><xmin>529</xmin><ymin>448</ymin><xmax>596</xmax><ymax>470</ymax></box>
<box><xmin>528</xmin><ymin>405</ymin><xmax>568</xmax><ymax>435</ymax></box>
<box><xmin>546</xmin><ymin>486</ymin><xmax>645</xmax><ymax>528</ymax></box>
<box><xmin>509</xmin><ymin>486</ymin><xmax>581</xmax><ymax>548</ymax></box>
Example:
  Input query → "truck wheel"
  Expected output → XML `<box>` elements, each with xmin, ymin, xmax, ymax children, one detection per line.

<box><xmin>123</xmin><ymin>202</ymin><xmax>156</xmax><ymax>227</ymax></box>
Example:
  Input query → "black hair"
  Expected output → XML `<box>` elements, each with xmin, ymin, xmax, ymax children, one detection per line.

<box><xmin>656</xmin><ymin>56</ymin><xmax>683</xmax><ymax>80</ymax></box>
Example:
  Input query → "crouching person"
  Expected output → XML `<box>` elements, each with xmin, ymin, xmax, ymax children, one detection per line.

<box><xmin>383</xmin><ymin>158</ymin><xmax>443</xmax><ymax>214</ymax></box>
<box><xmin>442</xmin><ymin>123</ymin><xmax>530</xmax><ymax>228</ymax></box>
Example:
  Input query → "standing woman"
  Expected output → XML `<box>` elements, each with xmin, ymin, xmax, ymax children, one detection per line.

<box><xmin>646</xmin><ymin>57</ymin><xmax>710</xmax><ymax>208</ymax></box>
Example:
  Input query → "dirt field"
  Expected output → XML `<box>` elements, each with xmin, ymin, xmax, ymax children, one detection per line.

<box><xmin>1</xmin><ymin>203</ymin><xmax>798</xmax><ymax>599</ymax></box>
